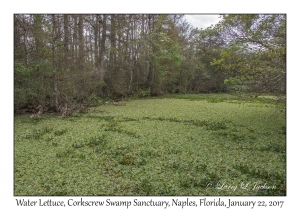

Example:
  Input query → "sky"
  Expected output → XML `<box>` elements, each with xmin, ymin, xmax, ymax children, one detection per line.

<box><xmin>184</xmin><ymin>14</ymin><xmax>222</xmax><ymax>29</ymax></box>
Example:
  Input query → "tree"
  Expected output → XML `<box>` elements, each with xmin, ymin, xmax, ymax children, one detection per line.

<box><xmin>14</xmin><ymin>14</ymin><xmax>286</xmax><ymax>113</ymax></box>
<box><xmin>211</xmin><ymin>15</ymin><xmax>286</xmax><ymax>95</ymax></box>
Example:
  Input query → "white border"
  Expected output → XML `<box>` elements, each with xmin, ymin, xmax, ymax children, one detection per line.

<box><xmin>2</xmin><ymin>0</ymin><xmax>298</xmax><ymax>209</ymax></box>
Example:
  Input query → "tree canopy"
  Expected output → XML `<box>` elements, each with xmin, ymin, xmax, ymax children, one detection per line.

<box><xmin>14</xmin><ymin>14</ymin><xmax>286</xmax><ymax>110</ymax></box>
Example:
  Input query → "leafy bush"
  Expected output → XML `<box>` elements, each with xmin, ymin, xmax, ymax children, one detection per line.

<box><xmin>138</xmin><ymin>88</ymin><xmax>151</xmax><ymax>97</ymax></box>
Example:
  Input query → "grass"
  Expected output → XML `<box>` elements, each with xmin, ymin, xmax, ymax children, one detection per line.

<box><xmin>14</xmin><ymin>93</ymin><xmax>286</xmax><ymax>196</ymax></box>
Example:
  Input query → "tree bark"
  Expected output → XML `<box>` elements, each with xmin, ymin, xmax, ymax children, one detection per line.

<box><xmin>51</xmin><ymin>14</ymin><xmax>59</xmax><ymax>111</ymax></box>
<box><xmin>63</xmin><ymin>15</ymin><xmax>69</xmax><ymax>53</ymax></box>
<box><xmin>78</xmin><ymin>14</ymin><xmax>85</xmax><ymax>70</ymax></box>
<box><xmin>98</xmin><ymin>15</ymin><xmax>107</xmax><ymax>95</ymax></box>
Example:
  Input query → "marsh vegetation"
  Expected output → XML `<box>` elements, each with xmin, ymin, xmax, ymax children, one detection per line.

<box><xmin>14</xmin><ymin>94</ymin><xmax>286</xmax><ymax>196</ymax></box>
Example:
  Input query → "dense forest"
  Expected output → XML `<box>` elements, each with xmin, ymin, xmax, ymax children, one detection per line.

<box><xmin>14</xmin><ymin>14</ymin><xmax>286</xmax><ymax>112</ymax></box>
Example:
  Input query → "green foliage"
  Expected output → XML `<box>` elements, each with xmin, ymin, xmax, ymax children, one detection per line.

<box><xmin>154</xmin><ymin>33</ymin><xmax>185</xmax><ymax>67</ymax></box>
<box><xmin>135</xmin><ymin>179</ymin><xmax>155</xmax><ymax>195</ymax></box>
<box><xmin>150</xmin><ymin>31</ymin><xmax>185</xmax><ymax>93</ymax></box>
<box><xmin>138</xmin><ymin>88</ymin><xmax>151</xmax><ymax>98</ymax></box>
<box><xmin>15</xmin><ymin>94</ymin><xmax>285</xmax><ymax>196</ymax></box>
<box><xmin>24</xmin><ymin>127</ymin><xmax>53</xmax><ymax>140</ymax></box>
<box><xmin>212</xmin><ymin>14</ymin><xmax>286</xmax><ymax>95</ymax></box>
<box><xmin>233</xmin><ymin>164</ymin><xmax>286</xmax><ymax>196</ymax></box>
<box><xmin>259</xmin><ymin>143</ymin><xmax>286</xmax><ymax>153</ymax></box>
<box><xmin>14</xmin><ymin>61</ymin><xmax>33</xmax><ymax>76</ymax></box>
<box><xmin>186</xmin><ymin>27</ymin><xmax>227</xmax><ymax>93</ymax></box>
<box><xmin>54</xmin><ymin>129</ymin><xmax>68</xmax><ymax>136</ymax></box>
<box><xmin>103</xmin><ymin>119</ymin><xmax>139</xmax><ymax>137</ymax></box>
<box><xmin>85</xmin><ymin>134</ymin><xmax>107</xmax><ymax>148</ymax></box>
<box><xmin>206</xmin><ymin>121</ymin><xmax>227</xmax><ymax>130</ymax></box>
<box><xmin>14</xmin><ymin>62</ymin><xmax>36</xmax><ymax>108</ymax></box>
<box><xmin>14</xmin><ymin>14</ymin><xmax>286</xmax><ymax>111</ymax></box>
<box><xmin>84</xmin><ymin>93</ymin><xmax>105</xmax><ymax>105</ymax></box>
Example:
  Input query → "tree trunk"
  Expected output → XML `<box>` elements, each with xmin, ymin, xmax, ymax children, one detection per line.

<box><xmin>63</xmin><ymin>15</ymin><xmax>69</xmax><ymax>53</ymax></box>
<box><xmin>51</xmin><ymin>14</ymin><xmax>59</xmax><ymax>111</ymax></box>
<box><xmin>94</xmin><ymin>15</ymin><xmax>99</xmax><ymax>71</ymax></box>
<box><xmin>78</xmin><ymin>14</ymin><xmax>85</xmax><ymax>71</ymax></box>
<box><xmin>98</xmin><ymin>14</ymin><xmax>107</xmax><ymax>95</ymax></box>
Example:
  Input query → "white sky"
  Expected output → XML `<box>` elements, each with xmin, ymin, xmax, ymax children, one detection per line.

<box><xmin>184</xmin><ymin>14</ymin><xmax>222</xmax><ymax>29</ymax></box>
